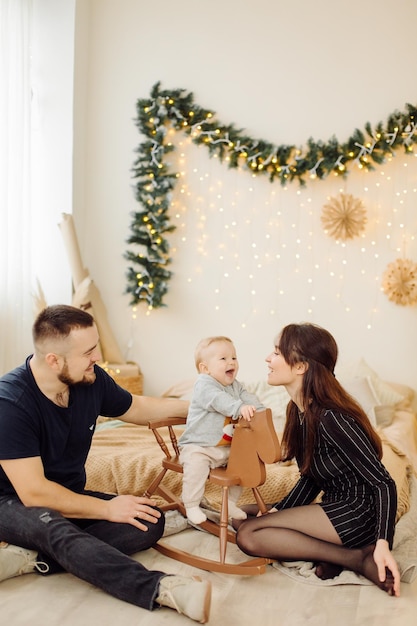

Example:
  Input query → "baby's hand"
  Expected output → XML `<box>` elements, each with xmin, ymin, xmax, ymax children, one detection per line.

<box><xmin>239</xmin><ymin>405</ymin><xmax>257</xmax><ymax>421</ymax></box>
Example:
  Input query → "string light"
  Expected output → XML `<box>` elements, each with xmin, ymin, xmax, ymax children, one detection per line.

<box><xmin>157</xmin><ymin>135</ymin><xmax>417</xmax><ymax>336</ymax></box>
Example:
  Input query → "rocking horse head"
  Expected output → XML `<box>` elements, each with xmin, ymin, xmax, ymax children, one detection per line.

<box><xmin>225</xmin><ymin>408</ymin><xmax>281</xmax><ymax>488</ymax></box>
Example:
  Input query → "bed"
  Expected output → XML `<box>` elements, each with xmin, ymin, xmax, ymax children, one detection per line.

<box><xmin>86</xmin><ymin>359</ymin><xmax>417</xmax><ymax>527</ymax></box>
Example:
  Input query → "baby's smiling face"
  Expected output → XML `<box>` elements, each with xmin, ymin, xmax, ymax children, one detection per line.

<box><xmin>198</xmin><ymin>340</ymin><xmax>239</xmax><ymax>387</ymax></box>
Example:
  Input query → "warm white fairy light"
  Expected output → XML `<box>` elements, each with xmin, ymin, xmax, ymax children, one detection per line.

<box><xmin>157</xmin><ymin>136</ymin><xmax>417</xmax><ymax>343</ymax></box>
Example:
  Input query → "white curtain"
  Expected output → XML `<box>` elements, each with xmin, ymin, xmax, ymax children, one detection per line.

<box><xmin>0</xmin><ymin>0</ymin><xmax>34</xmax><ymax>375</ymax></box>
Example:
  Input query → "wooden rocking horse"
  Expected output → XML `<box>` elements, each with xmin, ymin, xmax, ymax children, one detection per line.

<box><xmin>144</xmin><ymin>407</ymin><xmax>281</xmax><ymax>575</ymax></box>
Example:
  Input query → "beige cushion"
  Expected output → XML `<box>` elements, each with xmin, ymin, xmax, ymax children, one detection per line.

<box><xmin>380</xmin><ymin>435</ymin><xmax>412</xmax><ymax>521</ymax></box>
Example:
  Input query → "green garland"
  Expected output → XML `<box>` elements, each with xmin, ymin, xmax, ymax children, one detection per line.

<box><xmin>126</xmin><ymin>82</ymin><xmax>417</xmax><ymax>308</ymax></box>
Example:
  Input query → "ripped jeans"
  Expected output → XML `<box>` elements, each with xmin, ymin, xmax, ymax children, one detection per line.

<box><xmin>0</xmin><ymin>491</ymin><xmax>167</xmax><ymax>611</ymax></box>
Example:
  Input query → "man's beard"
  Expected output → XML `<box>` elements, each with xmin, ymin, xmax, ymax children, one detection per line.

<box><xmin>58</xmin><ymin>361</ymin><xmax>96</xmax><ymax>387</ymax></box>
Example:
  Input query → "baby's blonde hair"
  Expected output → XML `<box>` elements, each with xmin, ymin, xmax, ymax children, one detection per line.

<box><xmin>194</xmin><ymin>336</ymin><xmax>233</xmax><ymax>372</ymax></box>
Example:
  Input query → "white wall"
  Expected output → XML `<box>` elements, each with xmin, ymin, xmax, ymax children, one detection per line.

<box><xmin>70</xmin><ymin>0</ymin><xmax>417</xmax><ymax>395</ymax></box>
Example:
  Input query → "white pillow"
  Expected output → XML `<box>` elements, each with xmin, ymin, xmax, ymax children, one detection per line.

<box><xmin>373</xmin><ymin>405</ymin><xmax>395</xmax><ymax>428</ymax></box>
<box><xmin>162</xmin><ymin>378</ymin><xmax>291</xmax><ymax>433</ymax></box>
<box><xmin>339</xmin><ymin>376</ymin><xmax>378</xmax><ymax>427</ymax></box>
<box><xmin>336</xmin><ymin>358</ymin><xmax>405</xmax><ymax>407</ymax></box>
<box><xmin>243</xmin><ymin>380</ymin><xmax>290</xmax><ymax>433</ymax></box>
<box><xmin>161</xmin><ymin>378</ymin><xmax>291</xmax><ymax>416</ymax></box>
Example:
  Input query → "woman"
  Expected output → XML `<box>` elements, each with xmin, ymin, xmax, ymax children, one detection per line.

<box><xmin>235</xmin><ymin>323</ymin><xmax>400</xmax><ymax>596</ymax></box>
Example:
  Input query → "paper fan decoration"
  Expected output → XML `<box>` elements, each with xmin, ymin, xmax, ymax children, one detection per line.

<box><xmin>321</xmin><ymin>192</ymin><xmax>367</xmax><ymax>241</ymax></box>
<box><xmin>381</xmin><ymin>258</ymin><xmax>417</xmax><ymax>306</ymax></box>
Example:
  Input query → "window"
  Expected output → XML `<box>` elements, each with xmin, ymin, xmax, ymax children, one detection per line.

<box><xmin>0</xmin><ymin>0</ymin><xmax>34</xmax><ymax>374</ymax></box>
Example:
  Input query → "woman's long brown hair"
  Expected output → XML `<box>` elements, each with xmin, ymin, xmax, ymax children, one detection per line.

<box><xmin>278</xmin><ymin>323</ymin><xmax>382</xmax><ymax>474</ymax></box>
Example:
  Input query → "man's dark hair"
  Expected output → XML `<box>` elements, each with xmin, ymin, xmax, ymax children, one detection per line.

<box><xmin>33</xmin><ymin>305</ymin><xmax>94</xmax><ymax>343</ymax></box>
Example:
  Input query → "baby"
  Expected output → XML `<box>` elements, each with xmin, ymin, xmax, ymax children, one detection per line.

<box><xmin>178</xmin><ymin>336</ymin><xmax>264</xmax><ymax>525</ymax></box>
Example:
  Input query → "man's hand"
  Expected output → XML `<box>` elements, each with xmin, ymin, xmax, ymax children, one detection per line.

<box><xmin>1</xmin><ymin>457</ymin><xmax>162</xmax><ymax>529</ymax></box>
<box><xmin>105</xmin><ymin>495</ymin><xmax>162</xmax><ymax>531</ymax></box>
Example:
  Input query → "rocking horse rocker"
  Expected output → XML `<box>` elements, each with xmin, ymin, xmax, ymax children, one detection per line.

<box><xmin>144</xmin><ymin>407</ymin><xmax>281</xmax><ymax>575</ymax></box>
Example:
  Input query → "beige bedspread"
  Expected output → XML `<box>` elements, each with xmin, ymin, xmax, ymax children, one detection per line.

<box><xmin>85</xmin><ymin>420</ymin><xmax>412</xmax><ymax>521</ymax></box>
<box><xmin>85</xmin><ymin>421</ymin><xmax>300</xmax><ymax>507</ymax></box>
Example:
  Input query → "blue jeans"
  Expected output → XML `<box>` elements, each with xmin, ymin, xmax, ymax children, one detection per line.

<box><xmin>0</xmin><ymin>491</ymin><xmax>167</xmax><ymax>610</ymax></box>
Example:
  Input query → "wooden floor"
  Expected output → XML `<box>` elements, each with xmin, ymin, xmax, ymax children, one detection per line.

<box><xmin>1</xmin><ymin>527</ymin><xmax>416</xmax><ymax>626</ymax></box>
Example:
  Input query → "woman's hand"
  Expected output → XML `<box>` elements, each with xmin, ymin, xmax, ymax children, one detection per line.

<box><xmin>373</xmin><ymin>539</ymin><xmax>401</xmax><ymax>597</ymax></box>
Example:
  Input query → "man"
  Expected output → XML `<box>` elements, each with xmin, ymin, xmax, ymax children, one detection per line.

<box><xmin>0</xmin><ymin>305</ymin><xmax>211</xmax><ymax>623</ymax></box>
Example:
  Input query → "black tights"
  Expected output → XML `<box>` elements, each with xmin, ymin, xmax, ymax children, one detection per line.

<box><xmin>235</xmin><ymin>504</ymin><xmax>395</xmax><ymax>595</ymax></box>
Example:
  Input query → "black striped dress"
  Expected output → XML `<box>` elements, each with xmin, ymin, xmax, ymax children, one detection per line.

<box><xmin>272</xmin><ymin>410</ymin><xmax>397</xmax><ymax>548</ymax></box>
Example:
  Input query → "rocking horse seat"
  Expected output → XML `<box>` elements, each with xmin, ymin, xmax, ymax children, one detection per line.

<box><xmin>144</xmin><ymin>407</ymin><xmax>282</xmax><ymax>575</ymax></box>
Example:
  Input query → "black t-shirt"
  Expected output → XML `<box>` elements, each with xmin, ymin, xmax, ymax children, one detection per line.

<box><xmin>0</xmin><ymin>358</ymin><xmax>132</xmax><ymax>495</ymax></box>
